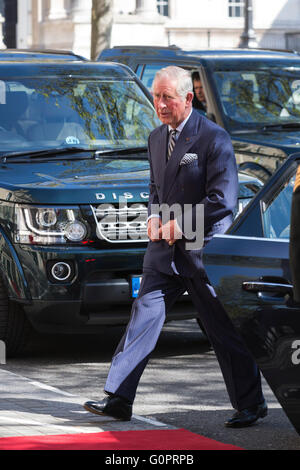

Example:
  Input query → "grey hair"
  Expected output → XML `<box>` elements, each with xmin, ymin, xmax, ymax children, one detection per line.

<box><xmin>152</xmin><ymin>66</ymin><xmax>193</xmax><ymax>99</ymax></box>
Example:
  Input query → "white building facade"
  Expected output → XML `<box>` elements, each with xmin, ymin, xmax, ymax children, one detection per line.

<box><xmin>2</xmin><ymin>0</ymin><xmax>300</xmax><ymax>59</ymax></box>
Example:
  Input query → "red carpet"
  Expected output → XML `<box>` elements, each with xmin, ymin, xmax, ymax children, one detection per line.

<box><xmin>0</xmin><ymin>429</ymin><xmax>243</xmax><ymax>450</ymax></box>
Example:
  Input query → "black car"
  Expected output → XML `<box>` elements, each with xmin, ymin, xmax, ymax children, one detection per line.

<box><xmin>99</xmin><ymin>46</ymin><xmax>300</xmax><ymax>181</ymax></box>
<box><xmin>0</xmin><ymin>58</ymin><xmax>159</xmax><ymax>355</ymax></box>
<box><xmin>203</xmin><ymin>152</ymin><xmax>300</xmax><ymax>436</ymax></box>
<box><xmin>0</xmin><ymin>56</ymin><xmax>261</xmax><ymax>356</ymax></box>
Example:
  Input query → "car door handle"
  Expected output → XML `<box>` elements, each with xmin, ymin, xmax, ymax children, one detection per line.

<box><xmin>242</xmin><ymin>281</ymin><xmax>293</xmax><ymax>295</ymax></box>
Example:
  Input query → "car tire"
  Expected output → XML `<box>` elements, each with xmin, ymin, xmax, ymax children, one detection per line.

<box><xmin>0</xmin><ymin>278</ymin><xmax>31</xmax><ymax>357</ymax></box>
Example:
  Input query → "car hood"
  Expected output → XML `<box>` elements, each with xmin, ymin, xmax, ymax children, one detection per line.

<box><xmin>231</xmin><ymin>128</ymin><xmax>300</xmax><ymax>157</ymax></box>
<box><xmin>0</xmin><ymin>157</ymin><xmax>151</xmax><ymax>204</ymax></box>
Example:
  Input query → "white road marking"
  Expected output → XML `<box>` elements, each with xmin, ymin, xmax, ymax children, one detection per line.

<box><xmin>132</xmin><ymin>414</ymin><xmax>168</xmax><ymax>427</ymax></box>
<box><xmin>0</xmin><ymin>369</ymin><xmax>170</xmax><ymax>432</ymax></box>
<box><xmin>28</xmin><ymin>380</ymin><xmax>76</xmax><ymax>397</ymax></box>
<box><xmin>0</xmin><ymin>415</ymin><xmax>100</xmax><ymax>434</ymax></box>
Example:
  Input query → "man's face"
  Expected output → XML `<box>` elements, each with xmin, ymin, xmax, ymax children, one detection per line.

<box><xmin>193</xmin><ymin>79</ymin><xmax>206</xmax><ymax>103</ymax></box>
<box><xmin>153</xmin><ymin>76</ymin><xmax>193</xmax><ymax>128</ymax></box>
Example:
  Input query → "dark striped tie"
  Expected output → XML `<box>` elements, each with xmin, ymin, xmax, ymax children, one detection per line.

<box><xmin>167</xmin><ymin>130</ymin><xmax>177</xmax><ymax>160</ymax></box>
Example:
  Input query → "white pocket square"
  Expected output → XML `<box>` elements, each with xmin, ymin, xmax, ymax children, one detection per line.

<box><xmin>180</xmin><ymin>153</ymin><xmax>198</xmax><ymax>166</ymax></box>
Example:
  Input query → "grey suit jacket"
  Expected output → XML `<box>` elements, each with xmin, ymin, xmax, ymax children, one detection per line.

<box><xmin>143</xmin><ymin>110</ymin><xmax>238</xmax><ymax>277</ymax></box>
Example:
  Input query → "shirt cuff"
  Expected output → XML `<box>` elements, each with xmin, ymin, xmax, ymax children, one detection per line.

<box><xmin>146</xmin><ymin>214</ymin><xmax>161</xmax><ymax>223</ymax></box>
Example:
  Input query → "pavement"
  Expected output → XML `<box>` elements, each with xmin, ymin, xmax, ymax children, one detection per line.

<box><xmin>1</xmin><ymin>332</ymin><xmax>300</xmax><ymax>451</ymax></box>
<box><xmin>1</xmin><ymin>365</ymin><xmax>300</xmax><ymax>452</ymax></box>
<box><xmin>0</xmin><ymin>368</ymin><xmax>173</xmax><ymax>439</ymax></box>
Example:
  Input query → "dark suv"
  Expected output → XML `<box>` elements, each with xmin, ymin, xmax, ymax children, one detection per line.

<box><xmin>99</xmin><ymin>46</ymin><xmax>300</xmax><ymax>181</ymax></box>
<box><xmin>0</xmin><ymin>55</ymin><xmax>262</xmax><ymax>355</ymax></box>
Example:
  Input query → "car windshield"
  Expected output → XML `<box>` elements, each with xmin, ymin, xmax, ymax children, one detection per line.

<box><xmin>212</xmin><ymin>64</ymin><xmax>300</xmax><ymax>131</ymax></box>
<box><xmin>0</xmin><ymin>76</ymin><xmax>160</xmax><ymax>155</ymax></box>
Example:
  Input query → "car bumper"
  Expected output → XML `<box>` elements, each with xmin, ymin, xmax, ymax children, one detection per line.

<box><xmin>16</xmin><ymin>245</ymin><xmax>196</xmax><ymax>333</ymax></box>
<box><xmin>22</xmin><ymin>287</ymin><xmax>195</xmax><ymax>334</ymax></box>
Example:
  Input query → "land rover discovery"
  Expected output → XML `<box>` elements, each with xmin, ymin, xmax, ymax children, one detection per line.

<box><xmin>0</xmin><ymin>57</ymin><xmax>261</xmax><ymax>355</ymax></box>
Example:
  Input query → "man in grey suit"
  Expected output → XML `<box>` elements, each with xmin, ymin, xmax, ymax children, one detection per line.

<box><xmin>84</xmin><ymin>66</ymin><xmax>267</xmax><ymax>428</ymax></box>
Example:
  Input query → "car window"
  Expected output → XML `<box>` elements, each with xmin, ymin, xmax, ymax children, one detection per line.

<box><xmin>140</xmin><ymin>64</ymin><xmax>171</xmax><ymax>90</ymax></box>
<box><xmin>0</xmin><ymin>77</ymin><xmax>160</xmax><ymax>155</ymax></box>
<box><xmin>135</xmin><ymin>64</ymin><xmax>144</xmax><ymax>79</ymax></box>
<box><xmin>262</xmin><ymin>170</ymin><xmax>296</xmax><ymax>239</ymax></box>
<box><xmin>234</xmin><ymin>177</ymin><xmax>263</xmax><ymax>218</ymax></box>
<box><xmin>212</xmin><ymin>65</ymin><xmax>300</xmax><ymax>130</ymax></box>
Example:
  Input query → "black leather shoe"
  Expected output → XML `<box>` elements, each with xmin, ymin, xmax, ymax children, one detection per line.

<box><xmin>224</xmin><ymin>400</ymin><xmax>268</xmax><ymax>428</ymax></box>
<box><xmin>83</xmin><ymin>396</ymin><xmax>132</xmax><ymax>421</ymax></box>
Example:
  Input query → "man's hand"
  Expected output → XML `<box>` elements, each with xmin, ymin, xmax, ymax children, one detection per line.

<box><xmin>147</xmin><ymin>217</ymin><xmax>183</xmax><ymax>246</ymax></box>
<box><xmin>147</xmin><ymin>216</ymin><xmax>162</xmax><ymax>242</ymax></box>
<box><xmin>160</xmin><ymin>219</ymin><xmax>183</xmax><ymax>246</ymax></box>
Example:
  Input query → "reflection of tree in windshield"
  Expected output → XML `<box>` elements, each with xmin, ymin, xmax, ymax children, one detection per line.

<box><xmin>8</xmin><ymin>75</ymin><xmax>158</xmax><ymax>148</ymax></box>
<box><xmin>258</xmin><ymin>73</ymin><xmax>300</xmax><ymax>118</ymax></box>
<box><xmin>35</xmin><ymin>78</ymin><xmax>156</xmax><ymax>143</ymax></box>
<box><xmin>214</xmin><ymin>69</ymin><xmax>300</xmax><ymax>126</ymax></box>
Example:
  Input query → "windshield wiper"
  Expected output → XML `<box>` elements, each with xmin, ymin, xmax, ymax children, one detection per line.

<box><xmin>1</xmin><ymin>146</ymin><xmax>95</xmax><ymax>162</ymax></box>
<box><xmin>261</xmin><ymin>122</ymin><xmax>300</xmax><ymax>131</ymax></box>
<box><xmin>231</xmin><ymin>129</ymin><xmax>261</xmax><ymax>135</ymax></box>
<box><xmin>1</xmin><ymin>146</ymin><xmax>148</xmax><ymax>162</ymax></box>
<box><xmin>95</xmin><ymin>147</ymin><xmax>148</xmax><ymax>158</ymax></box>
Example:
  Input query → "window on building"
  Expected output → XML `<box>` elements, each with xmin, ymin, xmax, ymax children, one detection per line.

<box><xmin>157</xmin><ymin>0</ymin><xmax>169</xmax><ymax>16</ymax></box>
<box><xmin>228</xmin><ymin>0</ymin><xmax>244</xmax><ymax>18</ymax></box>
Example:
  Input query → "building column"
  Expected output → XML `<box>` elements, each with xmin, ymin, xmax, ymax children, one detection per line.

<box><xmin>48</xmin><ymin>0</ymin><xmax>67</xmax><ymax>20</ymax></box>
<box><xmin>38</xmin><ymin>0</ymin><xmax>72</xmax><ymax>52</ymax></box>
<box><xmin>112</xmin><ymin>0</ymin><xmax>165</xmax><ymax>47</ymax></box>
<box><xmin>17</xmin><ymin>0</ymin><xmax>32</xmax><ymax>49</ymax></box>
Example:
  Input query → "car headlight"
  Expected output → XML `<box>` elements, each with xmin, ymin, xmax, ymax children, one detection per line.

<box><xmin>14</xmin><ymin>205</ymin><xmax>88</xmax><ymax>244</ymax></box>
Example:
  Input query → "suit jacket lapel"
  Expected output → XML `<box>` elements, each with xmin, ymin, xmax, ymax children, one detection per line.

<box><xmin>152</xmin><ymin>125</ymin><xmax>168</xmax><ymax>202</ymax></box>
<box><xmin>162</xmin><ymin>111</ymin><xmax>202</xmax><ymax>201</ymax></box>
<box><xmin>158</xmin><ymin>126</ymin><xmax>168</xmax><ymax>195</ymax></box>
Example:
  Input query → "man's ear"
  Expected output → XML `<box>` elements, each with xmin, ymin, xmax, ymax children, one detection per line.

<box><xmin>186</xmin><ymin>91</ymin><xmax>194</xmax><ymax>105</ymax></box>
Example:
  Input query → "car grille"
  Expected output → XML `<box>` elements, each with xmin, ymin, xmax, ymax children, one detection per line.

<box><xmin>90</xmin><ymin>203</ymin><xmax>148</xmax><ymax>243</ymax></box>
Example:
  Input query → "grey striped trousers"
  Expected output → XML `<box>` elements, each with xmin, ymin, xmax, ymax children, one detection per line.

<box><xmin>104</xmin><ymin>269</ymin><xmax>264</xmax><ymax>410</ymax></box>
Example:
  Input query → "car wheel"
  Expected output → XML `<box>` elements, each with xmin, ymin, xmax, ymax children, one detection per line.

<box><xmin>0</xmin><ymin>278</ymin><xmax>31</xmax><ymax>357</ymax></box>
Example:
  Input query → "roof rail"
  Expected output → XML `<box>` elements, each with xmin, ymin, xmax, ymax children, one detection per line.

<box><xmin>1</xmin><ymin>48</ymin><xmax>87</xmax><ymax>60</ymax></box>
<box><xmin>107</xmin><ymin>45</ymin><xmax>299</xmax><ymax>56</ymax></box>
<box><xmin>111</xmin><ymin>44</ymin><xmax>181</xmax><ymax>50</ymax></box>
<box><xmin>253</xmin><ymin>47</ymin><xmax>299</xmax><ymax>55</ymax></box>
